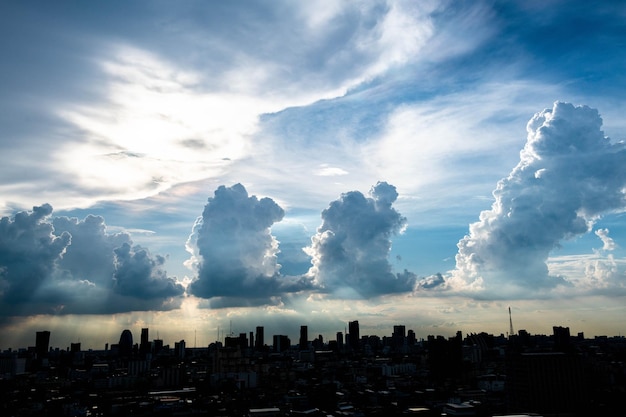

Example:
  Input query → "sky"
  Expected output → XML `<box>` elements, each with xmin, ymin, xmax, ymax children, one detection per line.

<box><xmin>1</xmin><ymin>0</ymin><xmax>626</xmax><ymax>350</ymax></box>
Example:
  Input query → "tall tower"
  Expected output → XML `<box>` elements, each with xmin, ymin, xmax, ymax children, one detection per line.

<box><xmin>35</xmin><ymin>331</ymin><xmax>51</xmax><ymax>358</ymax></box>
<box><xmin>509</xmin><ymin>307</ymin><xmax>515</xmax><ymax>338</ymax></box>
<box><xmin>348</xmin><ymin>320</ymin><xmax>360</xmax><ymax>351</ymax></box>
<box><xmin>299</xmin><ymin>325</ymin><xmax>308</xmax><ymax>350</ymax></box>
<box><xmin>140</xmin><ymin>328</ymin><xmax>149</xmax><ymax>355</ymax></box>
<box><xmin>255</xmin><ymin>326</ymin><xmax>264</xmax><ymax>349</ymax></box>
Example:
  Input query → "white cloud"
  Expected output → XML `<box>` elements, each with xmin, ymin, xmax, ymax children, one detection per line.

<box><xmin>449</xmin><ymin>102</ymin><xmax>626</xmax><ymax>297</ymax></box>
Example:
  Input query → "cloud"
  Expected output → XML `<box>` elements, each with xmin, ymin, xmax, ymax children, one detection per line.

<box><xmin>187</xmin><ymin>184</ymin><xmax>312</xmax><ymax>307</ymax></box>
<box><xmin>113</xmin><ymin>243</ymin><xmax>184</xmax><ymax>300</ymax></box>
<box><xmin>595</xmin><ymin>228</ymin><xmax>616</xmax><ymax>251</ymax></box>
<box><xmin>452</xmin><ymin>102</ymin><xmax>626</xmax><ymax>296</ymax></box>
<box><xmin>305</xmin><ymin>182</ymin><xmax>416</xmax><ymax>297</ymax></box>
<box><xmin>416</xmin><ymin>273</ymin><xmax>446</xmax><ymax>290</ymax></box>
<box><xmin>0</xmin><ymin>205</ymin><xmax>183</xmax><ymax>316</ymax></box>
<box><xmin>0</xmin><ymin>204</ymin><xmax>70</xmax><ymax>305</ymax></box>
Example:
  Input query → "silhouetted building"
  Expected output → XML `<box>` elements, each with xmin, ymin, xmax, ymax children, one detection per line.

<box><xmin>299</xmin><ymin>325</ymin><xmax>308</xmax><ymax>350</ymax></box>
<box><xmin>273</xmin><ymin>335</ymin><xmax>290</xmax><ymax>353</ymax></box>
<box><xmin>249</xmin><ymin>331</ymin><xmax>254</xmax><ymax>348</ymax></box>
<box><xmin>154</xmin><ymin>338</ymin><xmax>163</xmax><ymax>354</ymax></box>
<box><xmin>336</xmin><ymin>331</ymin><xmax>344</xmax><ymax>351</ymax></box>
<box><xmin>255</xmin><ymin>326</ymin><xmax>264</xmax><ymax>349</ymax></box>
<box><xmin>407</xmin><ymin>329</ymin><xmax>416</xmax><ymax>346</ymax></box>
<box><xmin>348</xmin><ymin>321</ymin><xmax>359</xmax><ymax>351</ymax></box>
<box><xmin>174</xmin><ymin>339</ymin><xmax>186</xmax><ymax>359</ymax></box>
<box><xmin>35</xmin><ymin>331</ymin><xmax>50</xmax><ymax>358</ymax></box>
<box><xmin>553</xmin><ymin>325</ymin><xmax>571</xmax><ymax>352</ymax></box>
<box><xmin>140</xmin><ymin>328</ymin><xmax>150</xmax><ymax>355</ymax></box>
<box><xmin>393</xmin><ymin>325</ymin><xmax>406</xmax><ymax>350</ymax></box>
<box><xmin>119</xmin><ymin>329</ymin><xmax>133</xmax><ymax>357</ymax></box>
<box><xmin>70</xmin><ymin>342</ymin><xmax>81</xmax><ymax>353</ymax></box>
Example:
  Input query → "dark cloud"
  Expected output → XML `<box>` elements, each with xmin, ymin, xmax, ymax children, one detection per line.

<box><xmin>113</xmin><ymin>243</ymin><xmax>184</xmax><ymax>300</ymax></box>
<box><xmin>305</xmin><ymin>182</ymin><xmax>416</xmax><ymax>298</ymax></box>
<box><xmin>0</xmin><ymin>204</ymin><xmax>70</xmax><ymax>305</ymax></box>
<box><xmin>454</xmin><ymin>102</ymin><xmax>626</xmax><ymax>294</ymax></box>
<box><xmin>53</xmin><ymin>214</ymin><xmax>129</xmax><ymax>284</ymax></box>
<box><xmin>187</xmin><ymin>184</ymin><xmax>312</xmax><ymax>307</ymax></box>
<box><xmin>0</xmin><ymin>205</ymin><xmax>183</xmax><ymax>316</ymax></box>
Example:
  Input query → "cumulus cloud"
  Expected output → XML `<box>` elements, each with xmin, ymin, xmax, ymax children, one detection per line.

<box><xmin>0</xmin><ymin>204</ymin><xmax>70</xmax><ymax>305</ymax></box>
<box><xmin>113</xmin><ymin>243</ymin><xmax>184</xmax><ymax>300</ymax></box>
<box><xmin>595</xmin><ymin>228</ymin><xmax>616</xmax><ymax>251</ymax></box>
<box><xmin>187</xmin><ymin>184</ymin><xmax>312</xmax><ymax>307</ymax></box>
<box><xmin>452</xmin><ymin>102</ymin><xmax>626</xmax><ymax>296</ymax></box>
<box><xmin>0</xmin><ymin>205</ymin><xmax>183</xmax><ymax>315</ymax></box>
<box><xmin>305</xmin><ymin>182</ymin><xmax>416</xmax><ymax>297</ymax></box>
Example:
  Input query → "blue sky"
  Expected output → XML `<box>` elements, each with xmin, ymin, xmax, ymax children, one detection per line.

<box><xmin>1</xmin><ymin>0</ymin><xmax>626</xmax><ymax>349</ymax></box>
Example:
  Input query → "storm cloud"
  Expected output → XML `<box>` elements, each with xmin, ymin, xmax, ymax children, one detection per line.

<box><xmin>0</xmin><ymin>205</ymin><xmax>183</xmax><ymax>315</ymax></box>
<box><xmin>187</xmin><ymin>184</ymin><xmax>311</xmax><ymax>307</ymax></box>
<box><xmin>305</xmin><ymin>182</ymin><xmax>416</xmax><ymax>298</ymax></box>
<box><xmin>453</xmin><ymin>102</ymin><xmax>626</xmax><ymax>295</ymax></box>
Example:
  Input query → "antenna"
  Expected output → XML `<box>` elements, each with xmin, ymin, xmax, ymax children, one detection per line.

<box><xmin>194</xmin><ymin>330</ymin><xmax>197</xmax><ymax>348</ymax></box>
<box><xmin>508</xmin><ymin>306</ymin><xmax>514</xmax><ymax>338</ymax></box>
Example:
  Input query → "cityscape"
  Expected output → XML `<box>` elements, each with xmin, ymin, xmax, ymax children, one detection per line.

<box><xmin>1</xmin><ymin>319</ymin><xmax>624</xmax><ymax>416</ymax></box>
<box><xmin>2</xmin><ymin>2</ymin><xmax>626</xmax><ymax>417</ymax></box>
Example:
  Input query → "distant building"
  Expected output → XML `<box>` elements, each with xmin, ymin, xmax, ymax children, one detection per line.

<box><xmin>553</xmin><ymin>325</ymin><xmax>571</xmax><ymax>352</ymax></box>
<box><xmin>118</xmin><ymin>329</ymin><xmax>133</xmax><ymax>357</ymax></box>
<box><xmin>255</xmin><ymin>326</ymin><xmax>264</xmax><ymax>349</ymax></box>
<box><xmin>35</xmin><ymin>331</ymin><xmax>50</xmax><ymax>358</ymax></box>
<box><xmin>175</xmin><ymin>340</ymin><xmax>186</xmax><ymax>359</ymax></box>
<box><xmin>348</xmin><ymin>321</ymin><xmax>360</xmax><ymax>351</ymax></box>
<box><xmin>273</xmin><ymin>335</ymin><xmax>290</xmax><ymax>353</ymax></box>
<box><xmin>299</xmin><ymin>325</ymin><xmax>308</xmax><ymax>350</ymax></box>
<box><xmin>140</xmin><ymin>328</ymin><xmax>150</xmax><ymax>355</ymax></box>
<box><xmin>336</xmin><ymin>331</ymin><xmax>344</xmax><ymax>351</ymax></box>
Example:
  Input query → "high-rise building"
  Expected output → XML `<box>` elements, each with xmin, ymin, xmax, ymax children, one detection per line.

<box><xmin>348</xmin><ymin>321</ymin><xmax>360</xmax><ymax>351</ymax></box>
<box><xmin>393</xmin><ymin>325</ymin><xmax>406</xmax><ymax>350</ymax></box>
<box><xmin>553</xmin><ymin>326</ymin><xmax>571</xmax><ymax>352</ymax></box>
<box><xmin>35</xmin><ymin>331</ymin><xmax>50</xmax><ymax>358</ymax></box>
<box><xmin>119</xmin><ymin>329</ymin><xmax>133</xmax><ymax>357</ymax></box>
<box><xmin>336</xmin><ymin>331</ymin><xmax>344</xmax><ymax>351</ymax></box>
<box><xmin>273</xmin><ymin>335</ymin><xmax>290</xmax><ymax>353</ymax></box>
<box><xmin>299</xmin><ymin>325</ymin><xmax>308</xmax><ymax>350</ymax></box>
<box><xmin>174</xmin><ymin>339</ymin><xmax>186</xmax><ymax>359</ymax></box>
<box><xmin>255</xmin><ymin>326</ymin><xmax>264</xmax><ymax>349</ymax></box>
<box><xmin>140</xmin><ymin>328</ymin><xmax>150</xmax><ymax>355</ymax></box>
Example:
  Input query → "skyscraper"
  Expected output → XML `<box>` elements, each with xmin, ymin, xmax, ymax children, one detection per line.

<box><xmin>35</xmin><ymin>331</ymin><xmax>50</xmax><ymax>358</ymax></box>
<box><xmin>140</xmin><ymin>328</ymin><xmax>149</xmax><ymax>355</ymax></box>
<box><xmin>336</xmin><ymin>331</ymin><xmax>344</xmax><ymax>350</ymax></box>
<box><xmin>299</xmin><ymin>325</ymin><xmax>308</xmax><ymax>350</ymax></box>
<box><xmin>255</xmin><ymin>326</ymin><xmax>264</xmax><ymax>349</ymax></box>
<box><xmin>348</xmin><ymin>321</ymin><xmax>359</xmax><ymax>351</ymax></box>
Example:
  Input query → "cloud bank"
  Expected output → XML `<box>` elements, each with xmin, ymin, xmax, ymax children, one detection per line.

<box><xmin>0</xmin><ymin>205</ymin><xmax>183</xmax><ymax>316</ymax></box>
<box><xmin>305</xmin><ymin>181</ymin><xmax>416</xmax><ymax>298</ymax></box>
<box><xmin>451</xmin><ymin>102</ymin><xmax>626</xmax><ymax>297</ymax></box>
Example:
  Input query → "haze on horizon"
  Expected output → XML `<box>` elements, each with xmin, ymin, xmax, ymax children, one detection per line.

<box><xmin>1</xmin><ymin>1</ymin><xmax>626</xmax><ymax>349</ymax></box>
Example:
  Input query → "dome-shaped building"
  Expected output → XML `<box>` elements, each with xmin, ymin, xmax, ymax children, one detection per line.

<box><xmin>119</xmin><ymin>329</ymin><xmax>133</xmax><ymax>357</ymax></box>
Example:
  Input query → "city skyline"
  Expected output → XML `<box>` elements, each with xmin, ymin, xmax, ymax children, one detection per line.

<box><xmin>4</xmin><ymin>316</ymin><xmax>621</xmax><ymax>353</ymax></box>
<box><xmin>2</xmin><ymin>2</ymin><xmax>626</xmax><ymax>349</ymax></box>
